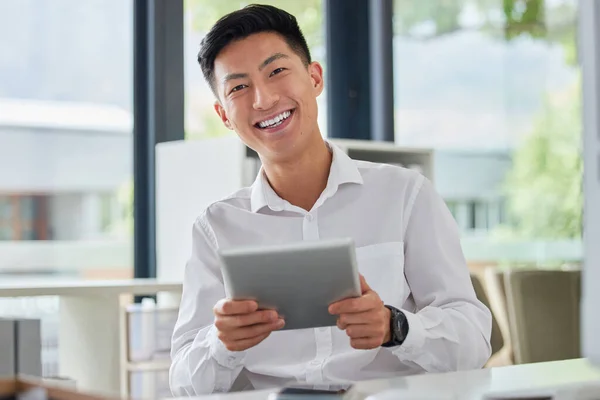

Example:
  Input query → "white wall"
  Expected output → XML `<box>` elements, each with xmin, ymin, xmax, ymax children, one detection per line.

<box><xmin>155</xmin><ymin>136</ymin><xmax>246</xmax><ymax>281</ymax></box>
<box><xmin>0</xmin><ymin>128</ymin><xmax>131</xmax><ymax>192</ymax></box>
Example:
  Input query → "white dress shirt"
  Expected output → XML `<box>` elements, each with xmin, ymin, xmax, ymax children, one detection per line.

<box><xmin>169</xmin><ymin>142</ymin><xmax>492</xmax><ymax>396</ymax></box>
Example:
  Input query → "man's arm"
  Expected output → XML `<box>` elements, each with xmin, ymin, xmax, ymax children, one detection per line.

<box><xmin>389</xmin><ymin>176</ymin><xmax>492</xmax><ymax>371</ymax></box>
<box><xmin>169</xmin><ymin>215</ymin><xmax>246</xmax><ymax>395</ymax></box>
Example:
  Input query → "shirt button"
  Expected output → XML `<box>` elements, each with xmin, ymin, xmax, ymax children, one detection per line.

<box><xmin>310</xmin><ymin>360</ymin><xmax>320</xmax><ymax>366</ymax></box>
<box><xmin>305</xmin><ymin>214</ymin><xmax>313</xmax><ymax>221</ymax></box>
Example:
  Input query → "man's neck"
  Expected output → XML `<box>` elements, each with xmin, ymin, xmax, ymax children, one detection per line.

<box><xmin>262</xmin><ymin>137</ymin><xmax>332</xmax><ymax>212</ymax></box>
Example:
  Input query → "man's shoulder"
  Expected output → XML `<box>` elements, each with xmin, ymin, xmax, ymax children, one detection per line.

<box><xmin>199</xmin><ymin>186</ymin><xmax>253</xmax><ymax>222</ymax></box>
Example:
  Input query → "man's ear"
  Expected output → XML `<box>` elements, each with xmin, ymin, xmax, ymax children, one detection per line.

<box><xmin>214</xmin><ymin>101</ymin><xmax>233</xmax><ymax>130</ymax></box>
<box><xmin>308</xmin><ymin>61</ymin><xmax>324</xmax><ymax>97</ymax></box>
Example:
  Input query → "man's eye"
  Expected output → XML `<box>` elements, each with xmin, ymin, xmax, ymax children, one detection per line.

<box><xmin>231</xmin><ymin>84</ymin><xmax>247</xmax><ymax>93</ymax></box>
<box><xmin>270</xmin><ymin>68</ymin><xmax>286</xmax><ymax>77</ymax></box>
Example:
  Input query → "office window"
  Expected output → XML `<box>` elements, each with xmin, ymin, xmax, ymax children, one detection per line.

<box><xmin>184</xmin><ymin>0</ymin><xmax>326</xmax><ymax>140</ymax></box>
<box><xmin>0</xmin><ymin>0</ymin><xmax>134</xmax><ymax>277</ymax></box>
<box><xmin>393</xmin><ymin>0</ymin><xmax>581</xmax><ymax>268</ymax></box>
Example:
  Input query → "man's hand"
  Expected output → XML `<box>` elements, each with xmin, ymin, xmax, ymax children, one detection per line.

<box><xmin>328</xmin><ymin>275</ymin><xmax>391</xmax><ymax>350</ymax></box>
<box><xmin>213</xmin><ymin>299</ymin><xmax>285</xmax><ymax>352</ymax></box>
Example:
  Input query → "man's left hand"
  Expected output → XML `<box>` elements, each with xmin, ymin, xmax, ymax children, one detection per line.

<box><xmin>328</xmin><ymin>275</ymin><xmax>391</xmax><ymax>350</ymax></box>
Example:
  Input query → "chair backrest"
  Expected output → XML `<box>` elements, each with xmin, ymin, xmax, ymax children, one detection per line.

<box><xmin>483</xmin><ymin>267</ymin><xmax>514</xmax><ymax>366</ymax></box>
<box><xmin>471</xmin><ymin>274</ymin><xmax>504</xmax><ymax>356</ymax></box>
<box><xmin>504</xmin><ymin>269</ymin><xmax>581</xmax><ymax>364</ymax></box>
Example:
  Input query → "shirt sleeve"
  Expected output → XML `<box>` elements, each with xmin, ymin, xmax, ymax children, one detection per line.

<box><xmin>388</xmin><ymin>175</ymin><xmax>492</xmax><ymax>371</ymax></box>
<box><xmin>169</xmin><ymin>214</ymin><xmax>246</xmax><ymax>395</ymax></box>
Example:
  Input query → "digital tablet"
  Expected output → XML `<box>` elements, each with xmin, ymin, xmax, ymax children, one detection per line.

<box><xmin>218</xmin><ymin>238</ymin><xmax>361</xmax><ymax>330</ymax></box>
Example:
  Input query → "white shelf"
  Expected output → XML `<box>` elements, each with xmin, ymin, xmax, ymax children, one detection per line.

<box><xmin>0</xmin><ymin>279</ymin><xmax>182</xmax><ymax>298</ymax></box>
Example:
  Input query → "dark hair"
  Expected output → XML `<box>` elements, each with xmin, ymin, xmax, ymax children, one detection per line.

<box><xmin>198</xmin><ymin>4</ymin><xmax>312</xmax><ymax>93</ymax></box>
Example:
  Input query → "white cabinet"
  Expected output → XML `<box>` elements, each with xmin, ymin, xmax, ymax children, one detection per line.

<box><xmin>156</xmin><ymin>135</ymin><xmax>433</xmax><ymax>282</ymax></box>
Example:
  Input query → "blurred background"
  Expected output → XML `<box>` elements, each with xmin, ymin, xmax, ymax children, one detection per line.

<box><xmin>0</xmin><ymin>0</ymin><xmax>588</xmax><ymax>397</ymax></box>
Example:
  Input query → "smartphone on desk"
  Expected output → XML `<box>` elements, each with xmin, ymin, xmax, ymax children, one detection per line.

<box><xmin>268</xmin><ymin>384</ymin><xmax>356</xmax><ymax>400</ymax></box>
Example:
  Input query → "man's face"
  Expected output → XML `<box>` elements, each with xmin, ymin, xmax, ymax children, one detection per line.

<box><xmin>212</xmin><ymin>32</ymin><xmax>324</xmax><ymax>162</ymax></box>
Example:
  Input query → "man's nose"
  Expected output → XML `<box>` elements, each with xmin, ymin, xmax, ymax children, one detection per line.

<box><xmin>252</xmin><ymin>83</ymin><xmax>279</xmax><ymax>110</ymax></box>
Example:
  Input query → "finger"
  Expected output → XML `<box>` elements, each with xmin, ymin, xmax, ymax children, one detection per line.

<box><xmin>329</xmin><ymin>292</ymin><xmax>380</xmax><ymax>315</ymax></box>
<box><xmin>224</xmin><ymin>332</ymin><xmax>271</xmax><ymax>352</ymax></box>
<box><xmin>350</xmin><ymin>337</ymin><xmax>381</xmax><ymax>350</ymax></box>
<box><xmin>359</xmin><ymin>274</ymin><xmax>371</xmax><ymax>294</ymax></box>
<box><xmin>214</xmin><ymin>299</ymin><xmax>258</xmax><ymax>316</ymax></box>
<box><xmin>337</xmin><ymin>311</ymin><xmax>381</xmax><ymax>329</ymax></box>
<box><xmin>215</xmin><ymin>310</ymin><xmax>279</xmax><ymax>330</ymax></box>
<box><xmin>220</xmin><ymin>319</ymin><xmax>285</xmax><ymax>341</ymax></box>
<box><xmin>344</xmin><ymin>324</ymin><xmax>386</xmax><ymax>339</ymax></box>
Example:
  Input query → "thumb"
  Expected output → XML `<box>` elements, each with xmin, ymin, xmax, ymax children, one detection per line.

<box><xmin>359</xmin><ymin>274</ymin><xmax>371</xmax><ymax>294</ymax></box>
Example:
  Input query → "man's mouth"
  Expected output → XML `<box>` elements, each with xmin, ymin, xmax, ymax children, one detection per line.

<box><xmin>255</xmin><ymin>109</ymin><xmax>295</xmax><ymax>129</ymax></box>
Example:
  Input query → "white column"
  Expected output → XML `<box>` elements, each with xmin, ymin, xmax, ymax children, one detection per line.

<box><xmin>80</xmin><ymin>194</ymin><xmax>101</xmax><ymax>239</ymax></box>
<box><xmin>455</xmin><ymin>201</ymin><xmax>470</xmax><ymax>231</ymax></box>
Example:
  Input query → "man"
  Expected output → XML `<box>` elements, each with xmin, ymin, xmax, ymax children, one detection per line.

<box><xmin>170</xmin><ymin>4</ymin><xmax>491</xmax><ymax>396</ymax></box>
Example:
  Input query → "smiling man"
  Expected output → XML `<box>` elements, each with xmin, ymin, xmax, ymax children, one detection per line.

<box><xmin>169</xmin><ymin>4</ymin><xmax>492</xmax><ymax>396</ymax></box>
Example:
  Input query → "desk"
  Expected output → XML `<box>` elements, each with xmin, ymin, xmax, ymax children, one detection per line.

<box><xmin>186</xmin><ymin>359</ymin><xmax>600</xmax><ymax>400</ymax></box>
<box><xmin>0</xmin><ymin>279</ymin><xmax>182</xmax><ymax>396</ymax></box>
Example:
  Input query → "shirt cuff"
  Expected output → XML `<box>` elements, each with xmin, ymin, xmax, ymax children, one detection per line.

<box><xmin>390</xmin><ymin>309</ymin><xmax>426</xmax><ymax>357</ymax></box>
<box><xmin>206</xmin><ymin>325</ymin><xmax>247</xmax><ymax>369</ymax></box>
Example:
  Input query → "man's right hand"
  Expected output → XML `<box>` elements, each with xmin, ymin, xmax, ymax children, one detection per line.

<box><xmin>213</xmin><ymin>299</ymin><xmax>285</xmax><ymax>352</ymax></box>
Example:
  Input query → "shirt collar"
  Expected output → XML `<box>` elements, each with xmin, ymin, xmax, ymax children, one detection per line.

<box><xmin>250</xmin><ymin>141</ymin><xmax>364</xmax><ymax>213</ymax></box>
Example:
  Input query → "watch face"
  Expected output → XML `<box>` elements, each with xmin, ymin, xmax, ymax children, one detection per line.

<box><xmin>392</xmin><ymin>309</ymin><xmax>408</xmax><ymax>342</ymax></box>
<box><xmin>394</xmin><ymin>315</ymin><xmax>405</xmax><ymax>340</ymax></box>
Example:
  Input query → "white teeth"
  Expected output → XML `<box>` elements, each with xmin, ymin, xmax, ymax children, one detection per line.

<box><xmin>258</xmin><ymin>110</ymin><xmax>292</xmax><ymax>128</ymax></box>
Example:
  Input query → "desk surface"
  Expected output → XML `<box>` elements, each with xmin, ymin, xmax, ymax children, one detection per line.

<box><xmin>186</xmin><ymin>358</ymin><xmax>600</xmax><ymax>400</ymax></box>
<box><xmin>0</xmin><ymin>278</ymin><xmax>182</xmax><ymax>297</ymax></box>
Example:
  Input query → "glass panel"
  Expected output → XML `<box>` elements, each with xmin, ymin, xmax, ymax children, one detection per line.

<box><xmin>184</xmin><ymin>0</ymin><xmax>326</xmax><ymax>139</ymax></box>
<box><xmin>0</xmin><ymin>0</ymin><xmax>134</xmax><ymax>276</ymax></box>
<box><xmin>0</xmin><ymin>0</ymin><xmax>134</xmax><ymax>380</ymax></box>
<box><xmin>393</xmin><ymin>0</ymin><xmax>581</xmax><ymax>269</ymax></box>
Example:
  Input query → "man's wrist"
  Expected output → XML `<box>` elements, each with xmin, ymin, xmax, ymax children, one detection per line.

<box><xmin>208</xmin><ymin>325</ymin><xmax>246</xmax><ymax>368</ymax></box>
<box><xmin>381</xmin><ymin>305</ymin><xmax>409</xmax><ymax>348</ymax></box>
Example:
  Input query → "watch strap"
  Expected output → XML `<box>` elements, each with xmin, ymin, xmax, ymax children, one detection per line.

<box><xmin>381</xmin><ymin>305</ymin><xmax>409</xmax><ymax>348</ymax></box>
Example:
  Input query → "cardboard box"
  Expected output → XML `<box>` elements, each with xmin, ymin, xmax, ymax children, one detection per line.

<box><xmin>0</xmin><ymin>377</ymin><xmax>119</xmax><ymax>400</ymax></box>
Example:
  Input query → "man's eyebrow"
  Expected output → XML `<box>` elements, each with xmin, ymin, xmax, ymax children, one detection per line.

<box><xmin>220</xmin><ymin>53</ymin><xmax>289</xmax><ymax>84</ymax></box>
<box><xmin>222</xmin><ymin>72</ymin><xmax>248</xmax><ymax>84</ymax></box>
<box><xmin>258</xmin><ymin>53</ymin><xmax>290</xmax><ymax>71</ymax></box>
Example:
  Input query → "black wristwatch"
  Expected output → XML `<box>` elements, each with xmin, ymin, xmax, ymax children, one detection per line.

<box><xmin>381</xmin><ymin>305</ymin><xmax>409</xmax><ymax>347</ymax></box>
